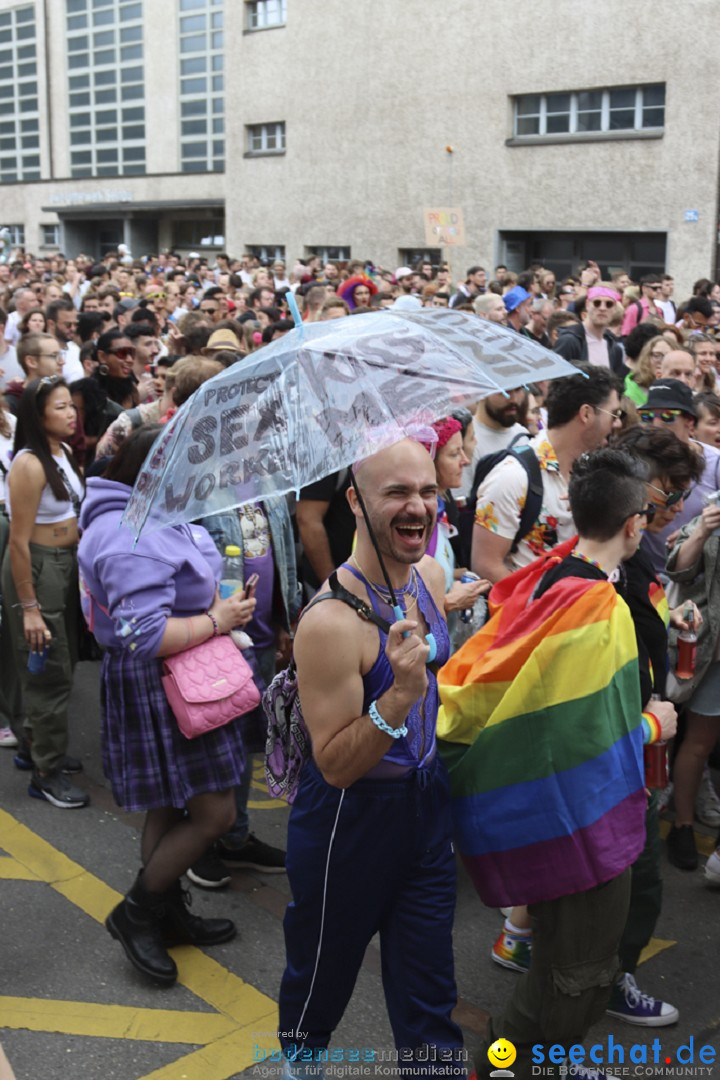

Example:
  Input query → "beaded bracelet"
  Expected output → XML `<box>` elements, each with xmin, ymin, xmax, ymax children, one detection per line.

<box><xmin>369</xmin><ymin>699</ymin><xmax>407</xmax><ymax>740</ymax></box>
<box><xmin>14</xmin><ymin>599</ymin><xmax>40</xmax><ymax>611</ymax></box>
<box><xmin>206</xmin><ymin>610</ymin><xmax>220</xmax><ymax>637</ymax></box>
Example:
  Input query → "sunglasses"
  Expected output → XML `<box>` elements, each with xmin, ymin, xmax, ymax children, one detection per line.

<box><xmin>108</xmin><ymin>346</ymin><xmax>136</xmax><ymax>360</ymax></box>
<box><xmin>647</xmin><ymin>481</ymin><xmax>691</xmax><ymax>508</ymax></box>
<box><xmin>592</xmin><ymin>404</ymin><xmax>626</xmax><ymax>421</ymax></box>
<box><xmin>639</xmin><ymin>409</ymin><xmax>694</xmax><ymax>425</ymax></box>
<box><xmin>200</xmin><ymin>306</ymin><xmax>218</xmax><ymax>314</ymax></box>
<box><xmin>145</xmin><ymin>290</ymin><xmax>167</xmax><ymax>301</ymax></box>
<box><xmin>591</xmin><ymin>299</ymin><xmax>616</xmax><ymax>309</ymax></box>
<box><xmin>35</xmin><ymin>374</ymin><xmax>62</xmax><ymax>392</ymax></box>
<box><xmin>631</xmin><ymin>504</ymin><xmax>657</xmax><ymax>525</ymax></box>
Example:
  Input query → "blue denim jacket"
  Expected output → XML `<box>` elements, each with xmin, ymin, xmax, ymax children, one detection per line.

<box><xmin>197</xmin><ymin>497</ymin><xmax>302</xmax><ymax>629</ymax></box>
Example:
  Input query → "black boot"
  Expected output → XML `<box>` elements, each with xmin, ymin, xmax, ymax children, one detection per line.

<box><xmin>106</xmin><ymin>874</ymin><xmax>178</xmax><ymax>986</ymax></box>
<box><xmin>160</xmin><ymin>880</ymin><xmax>237</xmax><ymax>947</ymax></box>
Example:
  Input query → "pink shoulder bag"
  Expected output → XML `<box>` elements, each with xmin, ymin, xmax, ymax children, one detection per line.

<box><xmin>162</xmin><ymin>635</ymin><xmax>261</xmax><ymax>740</ymax></box>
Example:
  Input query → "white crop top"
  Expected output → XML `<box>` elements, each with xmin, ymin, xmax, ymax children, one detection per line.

<box><xmin>6</xmin><ymin>447</ymin><xmax>84</xmax><ymax>524</ymax></box>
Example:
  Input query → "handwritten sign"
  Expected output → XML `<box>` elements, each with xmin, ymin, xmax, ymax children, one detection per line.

<box><xmin>423</xmin><ymin>207</ymin><xmax>466</xmax><ymax>247</ymax></box>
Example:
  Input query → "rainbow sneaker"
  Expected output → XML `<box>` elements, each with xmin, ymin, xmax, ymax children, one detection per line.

<box><xmin>491</xmin><ymin>927</ymin><xmax>532</xmax><ymax>973</ymax></box>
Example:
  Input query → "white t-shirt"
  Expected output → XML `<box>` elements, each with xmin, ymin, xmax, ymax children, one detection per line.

<box><xmin>474</xmin><ymin>430</ymin><xmax>574</xmax><ymax>573</ymax></box>
<box><xmin>454</xmin><ymin>418</ymin><xmax>527</xmax><ymax>501</ymax></box>
<box><xmin>584</xmin><ymin>327</ymin><xmax>610</xmax><ymax>368</ymax></box>
<box><xmin>0</xmin><ymin>344</ymin><xmax>22</xmax><ymax>389</ymax></box>
<box><xmin>61</xmin><ymin>341</ymin><xmax>84</xmax><ymax>384</ymax></box>
<box><xmin>0</xmin><ymin>410</ymin><xmax>16</xmax><ymax>504</ymax></box>
<box><xmin>4</xmin><ymin>310</ymin><xmax>21</xmax><ymax>347</ymax></box>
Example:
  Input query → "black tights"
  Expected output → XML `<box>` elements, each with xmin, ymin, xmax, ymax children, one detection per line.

<box><xmin>139</xmin><ymin>789</ymin><xmax>236</xmax><ymax>894</ymax></box>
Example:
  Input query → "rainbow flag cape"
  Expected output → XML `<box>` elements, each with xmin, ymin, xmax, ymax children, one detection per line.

<box><xmin>437</xmin><ymin>539</ymin><xmax>646</xmax><ymax>907</ymax></box>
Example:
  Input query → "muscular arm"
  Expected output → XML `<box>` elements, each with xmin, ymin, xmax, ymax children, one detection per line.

<box><xmin>296</xmin><ymin>498</ymin><xmax>335</xmax><ymax>583</ymax></box>
<box><xmin>295</xmin><ymin>604</ymin><xmax>424</xmax><ymax>789</ymax></box>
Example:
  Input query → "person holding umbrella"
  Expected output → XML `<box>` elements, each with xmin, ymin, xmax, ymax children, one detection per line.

<box><xmin>278</xmin><ymin>437</ymin><xmax>464</xmax><ymax>1075</ymax></box>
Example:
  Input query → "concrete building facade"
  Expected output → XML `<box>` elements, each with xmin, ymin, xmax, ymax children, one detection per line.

<box><xmin>0</xmin><ymin>0</ymin><xmax>717</xmax><ymax>294</ymax></box>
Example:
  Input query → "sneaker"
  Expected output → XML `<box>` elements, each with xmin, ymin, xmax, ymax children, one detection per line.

<box><xmin>656</xmin><ymin>780</ymin><xmax>674</xmax><ymax>814</ymax></box>
<box><xmin>186</xmin><ymin>848</ymin><xmax>232</xmax><ymax>889</ymax></box>
<box><xmin>0</xmin><ymin>727</ymin><xmax>18</xmax><ymax>748</ymax></box>
<box><xmin>28</xmin><ymin>769</ymin><xmax>89</xmax><ymax>809</ymax></box>
<box><xmin>606</xmin><ymin>972</ymin><xmax>679</xmax><ymax>1026</ymax></box>
<box><xmin>14</xmin><ymin>751</ymin><xmax>83</xmax><ymax>774</ymax></box>
<box><xmin>704</xmin><ymin>848</ymin><xmax>720</xmax><ymax>885</ymax></box>
<box><xmin>491</xmin><ymin>927</ymin><xmax>532</xmax><ymax>973</ymax></box>
<box><xmin>695</xmin><ymin>768</ymin><xmax>720</xmax><ymax>828</ymax></box>
<box><xmin>666</xmin><ymin>823</ymin><xmax>698</xmax><ymax>870</ymax></box>
<box><xmin>217</xmin><ymin>833</ymin><xmax>286</xmax><ymax>873</ymax></box>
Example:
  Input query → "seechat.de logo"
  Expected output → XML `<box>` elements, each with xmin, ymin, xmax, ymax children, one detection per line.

<box><xmin>488</xmin><ymin>1038</ymin><xmax>517</xmax><ymax>1077</ymax></box>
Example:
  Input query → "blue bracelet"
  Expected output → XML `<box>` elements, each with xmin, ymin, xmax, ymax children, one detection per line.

<box><xmin>369</xmin><ymin>699</ymin><xmax>407</xmax><ymax>740</ymax></box>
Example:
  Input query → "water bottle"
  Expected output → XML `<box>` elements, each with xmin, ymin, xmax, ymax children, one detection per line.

<box><xmin>27</xmin><ymin>646</ymin><xmax>48</xmax><ymax>674</ymax></box>
<box><xmin>676</xmin><ymin>603</ymin><xmax>697</xmax><ymax>680</ymax></box>
<box><xmin>643</xmin><ymin>693</ymin><xmax>669</xmax><ymax>790</ymax></box>
<box><xmin>220</xmin><ymin>545</ymin><xmax>243</xmax><ymax>600</ymax></box>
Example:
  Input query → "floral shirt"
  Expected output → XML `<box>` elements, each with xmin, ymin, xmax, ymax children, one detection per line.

<box><xmin>474</xmin><ymin>430</ymin><xmax>574</xmax><ymax>572</ymax></box>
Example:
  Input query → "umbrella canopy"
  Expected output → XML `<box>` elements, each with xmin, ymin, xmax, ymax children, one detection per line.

<box><xmin>122</xmin><ymin>308</ymin><xmax>580</xmax><ymax>538</ymax></box>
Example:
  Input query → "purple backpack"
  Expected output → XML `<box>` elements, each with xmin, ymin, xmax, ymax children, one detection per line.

<box><xmin>263</xmin><ymin>572</ymin><xmax>390</xmax><ymax>803</ymax></box>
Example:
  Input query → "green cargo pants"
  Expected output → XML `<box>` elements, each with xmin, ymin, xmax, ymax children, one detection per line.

<box><xmin>476</xmin><ymin>869</ymin><xmax>631</xmax><ymax>1080</ymax></box>
<box><xmin>1</xmin><ymin>543</ymin><xmax>78</xmax><ymax>773</ymax></box>
<box><xmin>0</xmin><ymin>512</ymin><xmax>22</xmax><ymax>735</ymax></box>
<box><xmin>619</xmin><ymin>792</ymin><xmax>662</xmax><ymax>974</ymax></box>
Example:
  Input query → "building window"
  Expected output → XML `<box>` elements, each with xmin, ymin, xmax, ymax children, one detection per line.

<box><xmin>178</xmin><ymin>0</ymin><xmax>224</xmax><ymax>173</ymax></box>
<box><xmin>513</xmin><ymin>84</ymin><xmax>665</xmax><ymax>139</ymax></box>
<box><xmin>246</xmin><ymin>244</ymin><xmax>285</xmax><ymax>262</ymax></box>
<box><xmin>307</xmin><ymin>246</ymin><xmax>351</xmax><ymax>263</ymax></box>
<box><xmin>246</xmin><ymin>0</ymin><xmax>286</xmax><ymax>30</ymax></box>
<box><xmin>41</xmin><ymin>223</ymin><xmax>60</xmax><ymax>246</ymax></box>
<box><xmin>246</xmin><ymin>122</ymin><xmax>285</xmax><ymax>156</ymax></box>
<box><xmin>5</xmin><ymin>224</ymin><xmax>25</xmax><ymax>246</ymax></box>
<box><xmin>400</xmin><ymin>248</ymin><xmax>443</xmax><ymax>269</ymax></box>
<box><xmin>0</xmin><ymin>5</ymin><xmax>40</xmax><ymax>182</ymax></box>
<box><xmin>65</xmin><ymin>0</ymin><xmax>146</xmax><ymax>178</ymax></box>
<box><xmin>173</xmin><ymin>217</ymin><xmax>225</xmax><ymax>248</ymax></box>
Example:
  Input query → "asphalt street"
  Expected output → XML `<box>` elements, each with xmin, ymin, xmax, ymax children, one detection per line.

<box><xmin>0</xmin><ymin>660</ymin><xmax>719</xmax><ymax>1080</ymax></box>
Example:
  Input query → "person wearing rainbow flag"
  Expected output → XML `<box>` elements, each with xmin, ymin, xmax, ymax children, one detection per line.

<box><xmin>438</xmin><ymin>449</ymin><xmax>677</xmax><ymax>1080</ymax></box>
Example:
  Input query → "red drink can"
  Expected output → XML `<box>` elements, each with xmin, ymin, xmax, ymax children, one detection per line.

<box><xmin>644</xmin><ymin>741</ymin><xmax>669</xmax><ymax>789</ymax></box>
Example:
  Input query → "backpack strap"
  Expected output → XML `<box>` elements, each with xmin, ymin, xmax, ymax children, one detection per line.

<box><xmin>300</xmin><ymin>570</ymin><xmax>391</xmax><ymax>633</ymax></box>
<box><xmin>508</xmin><ymin>443</ymin><xmax>543</xmax><ymax>552</ymax></box>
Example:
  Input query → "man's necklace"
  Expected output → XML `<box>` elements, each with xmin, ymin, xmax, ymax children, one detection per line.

<box><xmin>350</xmin><ymin>554</ymin><xmax>419</xmax><ymax>616</ymax></box>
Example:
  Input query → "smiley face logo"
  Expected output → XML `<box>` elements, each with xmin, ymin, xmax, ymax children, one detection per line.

<box><xmin>488</xmin><ymin>1039</ymin><xmax>517</xmax><ymax>1070</ymax></box>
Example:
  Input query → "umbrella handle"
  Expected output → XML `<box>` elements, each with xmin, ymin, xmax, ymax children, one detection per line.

<box><xmin>393</xmin><ymin>605</ymin><xmax>438</xmax><ymax>664</ymax></box>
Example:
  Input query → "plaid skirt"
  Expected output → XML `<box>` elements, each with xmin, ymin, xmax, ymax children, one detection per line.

<box><xmin>101</xmin><ymin>650</ymin><xmax>246</xmax><ymax>812</ymax></box>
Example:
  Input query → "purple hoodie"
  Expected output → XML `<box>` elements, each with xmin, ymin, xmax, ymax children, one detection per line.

<box><xmin>78</xmin><ymin>477</ymin><xmax>221</xmax><ymax>659</ymax></box>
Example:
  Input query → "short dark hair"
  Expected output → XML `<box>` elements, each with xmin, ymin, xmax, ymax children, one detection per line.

<box><xmin>103</xmin><ymin>424</ymin><xmax>162</xmax><ymax>486</ymax></box>
<box><xmin>125</xmin><ymin>321</ymin><xmax>156</xmax><ymax>340</ymax></box>
<box><xmin>624</xmin><ymin>322</ymin><xmax>663</xmax><ymax>361</ymax></box>
<box><xmin>694</xmin><ymin>391</ymin><xmax>720</xmax><ymax>423</ymax></box>
<box><xmin>640</xmin><ymin>275</ymin><xmax>661</xmax><ymax>288</ymax></box>
<box><xmin>546</xmin><ymin>364</ymin><xmax>622</xmax><ymax>429</ymax></box>
<box><xmin>569</xmin><ymin>448</ymin><xmax>648</xmax><ymax>541</ymax></box>
<box><xmin>45</xmin><ymin>296</ymin><xmax>75</xmax><ymax>324</ymax></box>
<box><xmin>614</xmin><ymin>425</ymin><xmax>704</xmax><ymax>488</ymax></box>
<box><xmin>686</xmin><ymin>296</ymin><xmax>714</xmax><ymax>318</ymax></box>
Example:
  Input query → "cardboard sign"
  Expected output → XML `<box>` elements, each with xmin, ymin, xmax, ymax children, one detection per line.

<box><xmin>423</xmin><ymin>207</ymin><xmax>466</xmax><ymax>247</ymax></box>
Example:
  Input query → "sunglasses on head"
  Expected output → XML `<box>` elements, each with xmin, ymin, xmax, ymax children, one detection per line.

<box><xmin>639</xmin><ymin>408</ymin><xmax>694</xmax><ymax>425</ymax></box>
<box><xmin>35</xmin><ymin>374</ymin><xmax>62</xmax><ymax>392</ymax></box>
<box><xmin>647</xmin><ymin>481</ymin><xmax>691</xmax><ymax>507</ymax></box>
<box><xmin>108</xmin><ymin>346</ymin><xmax>136</xmax><ymax>360</ymax></box>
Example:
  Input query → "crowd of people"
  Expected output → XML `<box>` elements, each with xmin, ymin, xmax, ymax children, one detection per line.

<box><xmin>1</xmin><ymin>245</ymin><xmax>720</xmax><ymax>1078</ymax></box>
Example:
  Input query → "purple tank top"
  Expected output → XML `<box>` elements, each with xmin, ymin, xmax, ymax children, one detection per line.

<box><xmin>342</xmin><ymin>563</ymin><xmax>450</xmax><ymax>775</ymax></box>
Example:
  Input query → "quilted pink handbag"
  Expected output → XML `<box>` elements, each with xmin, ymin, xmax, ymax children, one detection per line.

<box><xmin>161</xmin><ymin>635</ymin><xmax>261</xmax><ymax>740</ymax></box>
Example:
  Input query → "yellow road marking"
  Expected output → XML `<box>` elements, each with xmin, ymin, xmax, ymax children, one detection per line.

<box><xmin>638</xmin><ymin>937</ymin><xmax>676</xmax><ymax>965</ymax></box>
<box><xmin>0</xmin><ymin>998</ymin><xmax>236</xmax><ymax>1044</ymax></box>
<box><xmin>0</xmin><ymin>856</ymin><xmax>38</xmax><ymax>881</ymax></box>
<box><xmin>0</xmin><ymin>808</ymin><xmax>281</xmax><ymax>1078</ymax></box>
<box><xmin>140</xmin><ymin>1019</ymin><xmax>279</xmax><ymax>1080</ymax></box>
